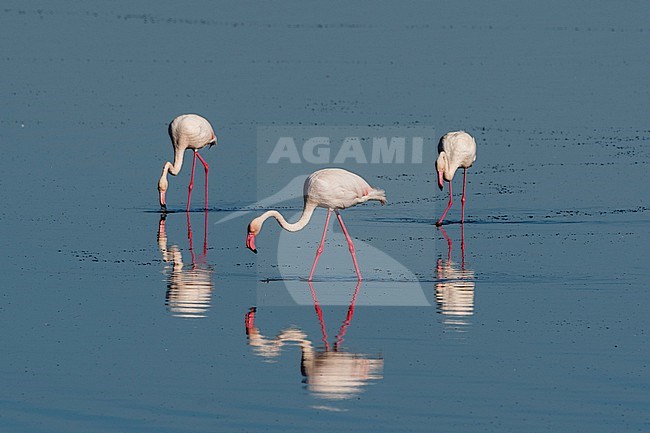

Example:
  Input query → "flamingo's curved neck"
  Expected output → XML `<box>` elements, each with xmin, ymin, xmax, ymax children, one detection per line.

<box><xmin>260</xmin><ymin>201</ymin><xmax>317</xmax><ymax>233</ymax></box>
<box><xmin>159</xmin><ymin>148</ymin><xmax>186</xmax><ymax>185</ymax></box>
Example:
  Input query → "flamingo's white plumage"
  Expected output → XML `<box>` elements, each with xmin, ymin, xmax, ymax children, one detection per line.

<box><xmin>246</xmin><ymin>168</ymin><xmax>386</xmax><ymax>281</ymax></box>
<box><xmin>158</xmin><ymin>114</ymin><xmax>217</xmax><ymax>211</ymax></box>
<box><xmin>435</xmin><ymin>131</ymin><xmax>477</xmax><ymax>226</ymax></box>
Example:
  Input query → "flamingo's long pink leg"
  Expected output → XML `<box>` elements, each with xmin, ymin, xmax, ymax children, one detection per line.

<box><xmin>461</xmin><ymin>168</ymin><xmax>467</xmax><ymax>224</ymax></box>
<box><xmin>436</xmin><ymin>181</ymin><xmax>453</xmax><ymax>226</ymax></box>
<box><xmin>195</xmin><ymin>152</ymin><xmax>210</xmax><ymax>210</ymax></box>
<box><xmin>308</xmin><ymin>209</ymin><xmax>332</xmax><ymax>281</ymax></box>
<box><xmin>335</xmin><ymin>211</ymin><xmax>362</xmax><ymax>281</ymax></box>
<box><xmin>186</xmin><ymin>152</ymin><xmax>198</xmax><ymax>212</ymax></box>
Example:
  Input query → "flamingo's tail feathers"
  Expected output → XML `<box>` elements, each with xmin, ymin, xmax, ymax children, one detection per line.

<box><xmin>367</xmin><ymin>188</ymin><xmax>387</xmax><ymax>205</ymax></box>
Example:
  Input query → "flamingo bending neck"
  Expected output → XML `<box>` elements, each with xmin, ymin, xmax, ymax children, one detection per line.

<box><xmin>246</xmin><ymin>201</ymin><xmax>318</xmax><ymax>253</ymax></box>
<box><xmin>256</xmin><ymin>201</ymin><xmax>318</xmax><ymax>233</ymax></box>
<box><xmin>159</xmin><ymin>149</ymin><xmax>185</xmax><ymax>185</ymax></box>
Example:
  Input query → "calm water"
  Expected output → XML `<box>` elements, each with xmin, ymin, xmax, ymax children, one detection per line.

<box><xmin>1</xmin><ymin>1</ymin><xmax>649</xmax><ymax>432</ymax></box>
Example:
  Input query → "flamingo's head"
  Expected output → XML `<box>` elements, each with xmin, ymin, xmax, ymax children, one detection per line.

<box><xmin>158</xmin><ymin>177</ymin><xmax>169</xmax><ymax>210</ymax></box>
<box><xmin>435</xmin><ymin>152</ymin><xmax>447</xmax><ymax>190</ymax></box>
<box><xmin>246</xmin><ymin>218</ymin><xmax>262</xmax><ymax>254</ymax></box>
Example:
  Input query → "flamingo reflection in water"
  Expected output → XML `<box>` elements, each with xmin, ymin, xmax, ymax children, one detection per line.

<box><xmin>435</xmin><ymin>225</ymin><xmax>475</xmax><ymax>331</ymax></box>
<box><xmin>244</xmin><ymin>281</ymin><xmax>383</xmax><ymax>401</ymax></box>
<box><xmin>157</xmin><ymin>210</ymin><xmax>214</xmax><ymax>318</ymax></box>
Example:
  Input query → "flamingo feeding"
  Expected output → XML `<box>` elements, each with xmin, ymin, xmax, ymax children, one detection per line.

<box><xmin>245</xmin><ymin>168</ymin><xmax>386</xmax><ymax>281</ymax></box>
<box><xmin>435</xmin><ymin>131</ymin><xmax>477</xmax><ymax>226</ymax></box>
<box><xmin>158</xmin><ymin>114</ymin><xmax>217</xmax><ymax>211</ymax></box>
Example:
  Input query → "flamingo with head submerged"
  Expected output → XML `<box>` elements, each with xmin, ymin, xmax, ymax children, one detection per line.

<box><xmin>245</xmin><ymin>168</ymin><xmax>386</xmax><ymax>281</ymax></box>
<box><xmin>435</xmin><ymin>131</ymin><xmax>477</xmax><ymax>226</ymax></box>
<box><xmin>158</xmin><ymin>114</ymin><xmax>217</xmax><ymax>211</ymax></box>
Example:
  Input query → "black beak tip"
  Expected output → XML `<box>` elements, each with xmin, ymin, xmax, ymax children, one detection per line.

<box><xmin>160</xmin><ymin>203</ymin><xmax>167</xmax><ymax>212</ymax></box>
<box><xmin>252</xmin><ymin>249</ymin><xmax>258</xmax><ymax>254</ymax></box>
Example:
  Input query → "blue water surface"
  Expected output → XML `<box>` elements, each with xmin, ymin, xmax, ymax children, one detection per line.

<box><xmin>1</xmin><ymin>1</ymin><xmax>648</xmax><ymax>432</ymax></box>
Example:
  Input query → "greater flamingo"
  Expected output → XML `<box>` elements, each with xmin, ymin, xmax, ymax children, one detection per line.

<box><xmin>245</xmin><ymin>168</ymin><xmax>386</xmax><ymax>281</ymax></box>
<box><xmin>435</xmin><ymin>131</ymin><xmax>477</xmax><ymax>226</ymax></box>
<box><xmin>158</xmin><ymin>114</ymin><xmax>217</xmax><ymax>211</ymax></box>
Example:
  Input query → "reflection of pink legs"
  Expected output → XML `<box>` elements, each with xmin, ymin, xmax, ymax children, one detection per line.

<box><xmin>186</xmin><ymin>209</ymin><xmax>209</xmax><ymax>266</ymax></box>
<box><xmin>309</xmin><ymin>280</ymin><xmax>362</xmax><ymax>351</ymax></box>
<box><xmin>461</xmin><ymin>223</ymin><xmax>466</xmax><ymax>269</ymax></box>
<box><xmin>439</xmin><ymin>226</ymin><xmax>452</xmax><ymax>262</ymax></box>
<box><xmin>436</xmin><ymin>181</ymin><xmax>453</xmax><ymax>226</ymax></box>
<box><xmin>308</xmin><ymin>281</ymin><xmax>330</xmax><ymax>350</ymax></box>
<box><xmin>334</xmin><ymin>279</ymin><xmax>361</xmax><ymax>350</ymax></box>
<box><xmin>438</xmin><ymin>224</ymin><xmax>468</xmax><ymax>269</ymax></box>
<box><xmin>308</xmin><ymin>210</ymin><xmax>332</xmax><ymax>281</ymax></box>
<box><xmin>461</xmin><ymin>168</ymin><xmax>467</xmax><ymax>224</ymax></box>
<box><xmin>335</xmin><ymin>211</ymin><xmax>362</xmax><ymax>281</ymax></box>
<box><xmin>202</xmin><ymin>208</ymin><xmax>209</xmax><ymax>256</ymax></box>
<box><xmin>186</xmin><ymin>211</ymin><xmax>196</xmax><ymax>265</ymax></box>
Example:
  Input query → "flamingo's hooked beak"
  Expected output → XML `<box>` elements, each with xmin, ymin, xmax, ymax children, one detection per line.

<box><xmin>246</xmin><ymin>232</ymin><xmax>257</xmax><ymax>254</ymax></box>
<box><xmin>159</xmin><ymin>191</ymin><xmax>167</xmax><ymax>211</ymax></box>
<box><xmin>437</xmin><ymin>171</ymin><xmax>444</xmax><ymax>190</ymax></box>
